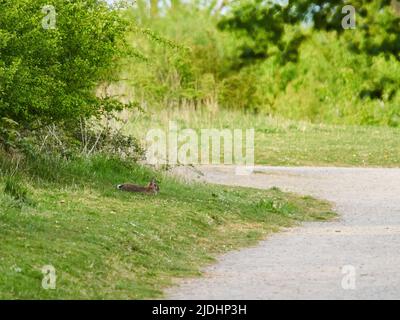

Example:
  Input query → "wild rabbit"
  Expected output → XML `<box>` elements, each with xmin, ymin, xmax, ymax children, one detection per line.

<box><xmin>117</xmin><ymin>178</ymin><xmax>159</xmax><ymax>194</ymax></box>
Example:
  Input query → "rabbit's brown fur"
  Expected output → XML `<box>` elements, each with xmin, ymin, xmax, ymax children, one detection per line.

<box><xmin>117</xmin><ymin>178</ymin><xmax>159</xmax><ymax>194</ymax></box>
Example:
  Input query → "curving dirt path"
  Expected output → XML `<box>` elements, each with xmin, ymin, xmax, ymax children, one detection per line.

<box><xmin>167</xmin><ymin>166</ymin><xmax>400</xmax><ymax>299</ymax></box>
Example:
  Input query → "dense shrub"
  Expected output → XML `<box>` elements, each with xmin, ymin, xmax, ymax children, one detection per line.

<box><xmin>0</xmin><ymin>0</ymin><xmax>128</xmax><ymax>126</ymax></box>
<box><xmin>256</xmin><ymin>32</ymin><xmax>400</xmax><ymax>126</ymax></box>
<box><xmin>122</xmin><ymin>5</ymin><xmax>234</xmax><ymax>110</ymax></box>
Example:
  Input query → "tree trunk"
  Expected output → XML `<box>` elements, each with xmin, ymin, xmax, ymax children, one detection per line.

<box><xmin>391</xmin><ymin>0</ymin><xmax>400</xmax><ymax>16</ymax></box>
<box><xmin>150</xmin><ymin>0</ymin><xmax>158</xmax><ymax>17</ymax></box>
<box><xmin>170</xmin><ymin>0</ymin><xmax>180</xmax><ymax>11</ymax></box>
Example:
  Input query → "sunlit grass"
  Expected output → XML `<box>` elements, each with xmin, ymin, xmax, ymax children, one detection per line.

<box><xmin>125</xmin><ymin>107</ymin><xmax>400</xmax><ymax>167</ymax></box>
<box><xmin>0</xmin><ymin>155</ymin><xmax>334</xmax><ymax>299</ymax></box>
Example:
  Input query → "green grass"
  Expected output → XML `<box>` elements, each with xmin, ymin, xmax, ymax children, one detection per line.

<box><xmin>0</xmin><ymin>153</ymin><xmax>334</xmax><ymax>299</ymax></box>
<box><xmin>125</xmin><ymin>108</ymin><xmax>400</xmax><ymax>167</ymax></box>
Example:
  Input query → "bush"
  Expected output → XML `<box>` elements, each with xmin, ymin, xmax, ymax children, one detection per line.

<box><xmin>12</xmin><ymin>117</ymin><xmax>145</xmax><ymax>161</ymax></box>
<box><xmin>122</xmin><ymin>4</ymin><xmax>234</xmax><ymax>110</ymax></box>
<box><xmin>0</xmin><ymin>0</ymin><xmax>128</xmax><ymax>126</ymax></box>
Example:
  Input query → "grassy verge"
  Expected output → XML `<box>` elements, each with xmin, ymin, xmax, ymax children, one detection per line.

<box><xmin>125</xmin><ymin>108</ymin><xmax>400</xmax><ymax>167</ymax></box>
<box><xmin>0</xmin><ymin>154</ymin><xmax>334</xmax><ymax>299</ymax></box>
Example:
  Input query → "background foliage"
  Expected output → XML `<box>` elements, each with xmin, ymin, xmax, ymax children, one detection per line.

<box><xmin>121</xmin><ymin>0</ymin><xmax>400</xmax><ymax>126</ymax></box>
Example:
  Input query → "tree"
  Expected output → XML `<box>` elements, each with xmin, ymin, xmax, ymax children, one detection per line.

<box><xmin>218</xmin><ymin>0</ymin><xmax>400</xmax><ymax>66</ymax></box>
<box><xmin>150</xmin><ymin>0</ymin><xmax>159</xmax><ymax>17</ymax></box>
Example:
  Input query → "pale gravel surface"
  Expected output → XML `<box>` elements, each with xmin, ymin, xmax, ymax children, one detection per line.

<box><xmin>166</xmin><ymin>165</ymin><xmax>400</xmax><ymax>300</ymax></box>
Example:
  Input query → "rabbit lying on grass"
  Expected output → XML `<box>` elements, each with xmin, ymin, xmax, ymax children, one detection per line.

<box><xmin>117</xmin><ymin>178</ymin><xmax>159</xmax><ymax>194</ymax></box>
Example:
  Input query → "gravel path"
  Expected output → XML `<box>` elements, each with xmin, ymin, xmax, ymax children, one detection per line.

<box><xmin>167</xmin><ymin>166</ymin><xmax>400</xmax><ymax>300</ymax></box>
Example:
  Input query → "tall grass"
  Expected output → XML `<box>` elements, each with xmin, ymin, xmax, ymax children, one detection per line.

<box><xmin>3</xmin><ymin>176</ymin><xmax>29</xmax><ymax>204</ymax></box>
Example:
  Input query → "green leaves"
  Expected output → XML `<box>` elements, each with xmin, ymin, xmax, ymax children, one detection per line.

<box><xmin>219</xmin><ymin>0</ymin><xmax>400</xmax><ymax>66</ymax></box>
<box><xmin>0</xmin><ymin>0</ymin><xmax>129</xmax><ymax>127</ymax></box>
